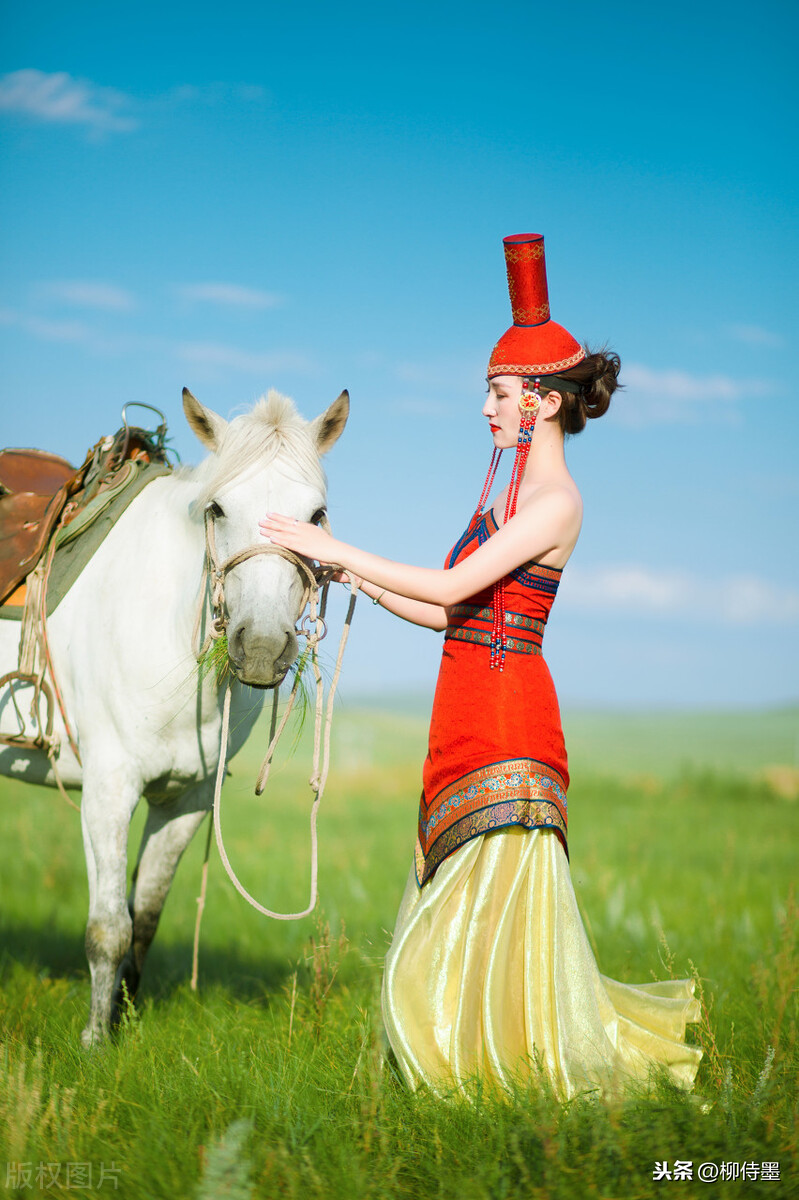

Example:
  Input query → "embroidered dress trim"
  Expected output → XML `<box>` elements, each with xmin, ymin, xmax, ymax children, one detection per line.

<box><xmin>446</xmin><ymin>605</ymin><xmax>546</xmax><ymax>655</ymax></box>
<box><xmin>449</xmin><ymin>604</ymin><xmax>543</xmax><ymax>630</ymax></box>
<box><xmin>512</xmin><ymin>563</ymin><xmax>561</xmax><ymax>592</ymax></box>
<box><xmin>445</xmin><ymin>627</ymin><xmax>543</xmax><ymax>655</ymax></box>
<box><xmin>446</xmin><ymin>515</ymin><xmax>564</xmax><ymax>596</ymax></box>
<box><xmin>481</xmin><ymin>515</ymin><xmax>564</xmax><ymax>591</ymax></box>
<box><xmin>416</xmin><ymin>758</ymin><xmax>568</xmax><ymax>885</ymax></box>
<box><xmin>445</xmin><ymin>516</ymin><xmax>485</xmax><ymax>570</ymax></box>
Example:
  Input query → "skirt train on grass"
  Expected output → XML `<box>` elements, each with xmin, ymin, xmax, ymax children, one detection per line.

<box><xmin>382</xmin><ymin>827</ymin><xmax>702</xmax><ymax>1100</ymax></box>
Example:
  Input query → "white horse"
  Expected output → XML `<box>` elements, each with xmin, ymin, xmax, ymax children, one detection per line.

<box><xmin>0</xmin><ymin>386</ymin><xmax>348</xmax><ymax>1044</ymax></box>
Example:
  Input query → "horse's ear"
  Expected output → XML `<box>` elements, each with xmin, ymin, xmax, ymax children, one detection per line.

<box><xmin>182</xmin><ymin>387</ymin><xmax>228</xmax><ymax>452</ymax></box>
<box><xmin>311</xmin><ymin>390</ymin><xmax>349</xmax><ymax>455</ymax></box>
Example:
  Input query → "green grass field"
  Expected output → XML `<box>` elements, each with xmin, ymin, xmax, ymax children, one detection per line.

<box><xmin>1</xmin><ymin>703</ymin><xmax>797</xmax><ymax>1199</ymax></box>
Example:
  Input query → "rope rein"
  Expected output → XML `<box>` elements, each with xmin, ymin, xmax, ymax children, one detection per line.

<box><xmin>190</xmin><ymin>509</ymin><xmax>359</xmax><ymax>987</ymax></box>
<box><xmin>0</xmin><ymin>507</ymin><xmax>82</xmax><ymax>812</ymax></box>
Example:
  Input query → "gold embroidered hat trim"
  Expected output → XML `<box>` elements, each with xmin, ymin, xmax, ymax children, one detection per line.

<box><xmin>487</xmin><ymin>348</ymin><xmax>586</xmax><ymax>376</ymax></box>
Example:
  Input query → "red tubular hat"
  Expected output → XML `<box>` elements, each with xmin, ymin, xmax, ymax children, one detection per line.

<box><xmin>487</xmin><ymin>234</ymin><xmax>585</xmax><ymax>378</ymax></box>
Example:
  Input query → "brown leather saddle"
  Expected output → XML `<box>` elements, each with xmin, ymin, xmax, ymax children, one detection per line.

<box><xmin>0</xmin><ymin>406</ymin><xmax>172</xmax><ymax>607</ymax></box>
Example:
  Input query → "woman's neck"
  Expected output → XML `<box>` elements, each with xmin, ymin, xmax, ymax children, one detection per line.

<box><xmin>520</xmin><ymin>421</ymin><xmax>569</xmax><ymax>485</ymax></box>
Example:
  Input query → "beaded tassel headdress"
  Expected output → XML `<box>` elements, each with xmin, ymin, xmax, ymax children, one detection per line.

<box><xmin>472</xmin><ymin>378</ymin><xmax>540</xmax><ymax>670</ymax></box>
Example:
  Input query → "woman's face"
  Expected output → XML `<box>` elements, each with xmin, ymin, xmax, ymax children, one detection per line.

<box><xmin>483</xmin><ymin>375</ymin><xmax>523</xmax><ymax>449</ymax></box>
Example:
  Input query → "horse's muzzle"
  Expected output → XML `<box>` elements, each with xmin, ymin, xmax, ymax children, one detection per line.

<box><xmin>227</xmin><ymin>624</ymin><xmax>298</xmax><ymax>689</ymax></box>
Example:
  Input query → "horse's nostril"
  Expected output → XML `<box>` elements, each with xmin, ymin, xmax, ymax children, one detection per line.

<box><xmin>277</xmin><ymin>629</ymin><xmax>297</xmax><ymax>666</ymax></box>
<box><xmin>228</xmin><ymin>624</ymin><xmax>246</xmax><ymax>663</ymax></box>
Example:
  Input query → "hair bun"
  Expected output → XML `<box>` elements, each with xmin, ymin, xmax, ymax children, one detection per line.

<box><xmin>550</xmin><ymin>348</ymin><xmax>621</xmax><ymax>434</ymax></box>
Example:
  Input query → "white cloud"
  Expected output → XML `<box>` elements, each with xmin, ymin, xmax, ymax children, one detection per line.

<box><xmin>0</xmin><ymin>307</ymin><xmax>94</xmax><ymax>344</ymax></box>
<box><xmin>0</xmin><ymin>72</ymin><xmax>268</xmax><ymax>137</ymax></box>
<box><xmin>176</xmin><ymin>283</ymin><xmax>282</xmax><ymax>309</ymax></box>
<box><xmin>36</xmin><ymin>280</ymin><xmax>136</xmax><ymax>311</ymax></box>
<box><xmin>614</xmin><ymin>362</ymin><xmax>774</xmax><ymax>426</ymax></box>
<box><xmin>176</xmin><ymin>342</ymin><xmax>312</xmax><ymax>374</ymax></box>
<box><xmin>166</xmin><ymin>82</ymin><xmax>268</xmax><ymax>106</ymax></box>
<box><xmin>0</xmin><ymin>306</ymin><xmax>163</xmax><ymax>358</ymax></box>
<box><xmin>727</xmin><ymin>324</ymin><xmax>784</xmax><ymax>348</ymax></box>
<box><xmin>26</xmin><ymin>315</ymin><xmax>97</xmax><ymax>343</ymax></box>
<box><xmin>0</xmin><ymin>306</ymin><xmax>308</xmax><ymax>376</ymax></box>
<box><xmin>559</xmin><ymin>565</ymin><xmax>799</xmax><ymax>625</ymax></box>
<box><xmin>0</xmin><ymin>69</ymin><xmax>138</xmax><ymax>134</ymax></box>
<box><xmin>623</xmin><ymin>365</ymin><xmax>738</xmax><ymax>403</ymax></box>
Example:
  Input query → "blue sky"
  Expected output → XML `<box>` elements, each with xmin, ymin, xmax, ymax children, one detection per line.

<box><xmin>1</xmin><ymin>0</ymin><xmax>797</xmax><ymax>708</ymax></box>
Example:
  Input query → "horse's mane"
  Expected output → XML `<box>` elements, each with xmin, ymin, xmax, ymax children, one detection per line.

<box><xmin>186</xmin><ymin>390</ymin><xmax>326</xmax><ymax>511</ymax></box>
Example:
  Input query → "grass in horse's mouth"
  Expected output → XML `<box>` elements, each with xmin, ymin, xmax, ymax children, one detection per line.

<box><xmin>198</xmin><ymin>633</ymin><xmax>232</xmax><ymax>686</ymax></box>
<box><xmin>198</xmin><ymin>635</ymin><xmax>315</xmax><ymax>744</ymax></box>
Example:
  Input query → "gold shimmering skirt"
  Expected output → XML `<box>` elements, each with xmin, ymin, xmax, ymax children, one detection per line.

<box><xmin>382</xmin><ymin>827</ymin><xmax>702</xmax><ymax>1100</ymax></box>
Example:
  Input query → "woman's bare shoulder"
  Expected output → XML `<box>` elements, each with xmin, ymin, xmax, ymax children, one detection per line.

<box><xmin>518</xmin><ymin>479</ymin><xmax>582</xmax><ymax>522</ymax></box>
<box><xmin>514</xmin><ymin>481</ymin><xmax>583</xmax><ymax>567</ymax></box>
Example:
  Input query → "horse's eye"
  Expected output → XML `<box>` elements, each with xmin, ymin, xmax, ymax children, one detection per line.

<box><xmin>205</xmin><ymin>501</ymin><xmax>225</xmax><ymax>520</ymax></box>
<box><xmin>310</xmin><ymin>508</ymin><xmax>327</xmax><ymax>526</ymax></box>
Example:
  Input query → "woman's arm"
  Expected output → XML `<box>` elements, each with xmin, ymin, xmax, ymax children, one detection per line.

<box><xmin>349</xmin><ymin>577</ymin><xmax>448</xmax><ymax>631</ymax></box>
<box><xmin>259</xmin><ymin>486</ymin><xmax>579</xmax><ymax>608</ymax></box>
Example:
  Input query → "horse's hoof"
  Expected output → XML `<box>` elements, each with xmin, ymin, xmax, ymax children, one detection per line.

<box><xmin>80</xmin><ymin>1025</ymin><xmax>106</xmax><ymax>1050</ymax></box>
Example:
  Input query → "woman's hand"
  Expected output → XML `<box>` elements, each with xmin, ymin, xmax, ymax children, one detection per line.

<box><xmin>258</xmin><ymin>512</ymin><xmax>340</xmax><ymax>565</ymax></box>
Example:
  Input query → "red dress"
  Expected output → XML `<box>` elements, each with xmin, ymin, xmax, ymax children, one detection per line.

<box><xmin>415</xmin><ymin>508</ymin><xmax>569</xmax><ymax>886</ymax></box>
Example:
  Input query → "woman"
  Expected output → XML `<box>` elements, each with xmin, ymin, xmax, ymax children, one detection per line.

<box><xmin>260</xmin><ymin>233</ymin><xmax>702</xmax><ymax>1100</ymax></box>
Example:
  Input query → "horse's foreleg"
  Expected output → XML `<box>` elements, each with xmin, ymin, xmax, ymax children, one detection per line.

<box><xmin>80</xmin><ymin>768</ymin><xmax>140</xmax><ymax>1048</ymax></box>
<box><xmin>113</xmin><ymin>785</ymin><xmax>211</xmax><ymax>1021</ymax></box>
